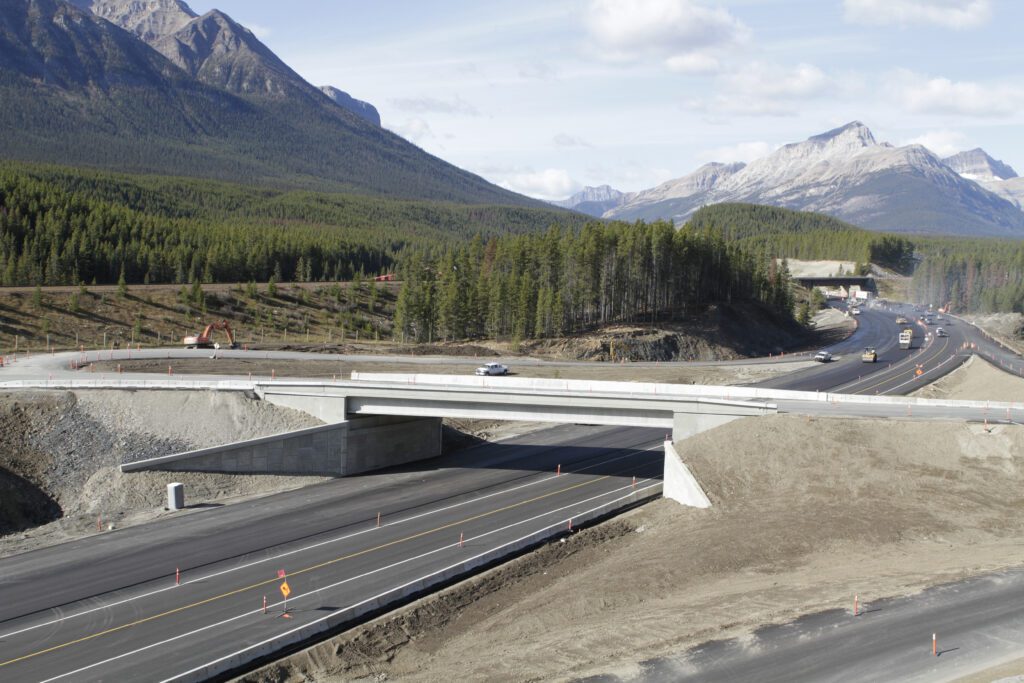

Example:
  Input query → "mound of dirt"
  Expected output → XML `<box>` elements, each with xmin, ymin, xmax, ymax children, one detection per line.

<box><xmin>913</xmin><ymin>355</ymin><xmax>1024</xmax><ymax>403</ymax></box>
<box><xmin>524</xmin><ymin>303</ymin><xmax>807</xmax><ymax>362</ymax></box>
<box><xmin>964</xmin><ymin>313</ymin><xmax>1024</xmax><ymax>355</ymax></box>
<box><xmin>243</xmin><ymin>411</ymin><xmax>1024</xmax><ymax>682</ymax></box>
<box><xmin>0</xmin><ymin>390</ymin><xmax>326</xmax><ymax>557</ymax></box>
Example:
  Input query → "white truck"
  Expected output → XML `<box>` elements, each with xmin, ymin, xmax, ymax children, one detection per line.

<box><xmin>899</xmin><ymin>328</ymin><xmax>913</xmax><ymax>350</ymax></box>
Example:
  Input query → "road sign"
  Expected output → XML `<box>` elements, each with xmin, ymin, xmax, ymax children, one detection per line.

<box><xmin>277</xmin><ymin>569</ymin><xmax>286</xmax><ymax>579</ymax></box>
<box><xmin>280</xmin><ymin>581</ymin><xmax>291</xmax><ymax>599</ymax></box>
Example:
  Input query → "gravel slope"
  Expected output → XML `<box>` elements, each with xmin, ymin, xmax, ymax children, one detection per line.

<box><xmin>0</xmin><ymin>390</ymin><xmax>325</xmax><ymax>557</ymax></box>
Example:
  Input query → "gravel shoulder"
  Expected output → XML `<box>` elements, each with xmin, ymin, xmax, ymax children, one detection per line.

<box><xmin>242</xmin><ymin>355</ymin><xmax>1024</xmax><ymax>682</ymax></box>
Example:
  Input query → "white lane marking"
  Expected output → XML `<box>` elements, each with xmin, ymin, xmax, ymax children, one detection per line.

<box><xmin>1</xmin><ymin>442</ymin><xmax>661</xmax><ymax>641</ymax></box>
<box><xmin>38</xmin><ymin>479</ymin><xmax>662</xmax><ymax>683</ymax></box>
<box><xmin>830</xmin><ymin>325</ymin><xmax>940</xmax><ymax>394</ymax></box>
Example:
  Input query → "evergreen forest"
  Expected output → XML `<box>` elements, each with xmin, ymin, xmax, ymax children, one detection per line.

<box><xmin>392</xmin><ymin>222</ymin><xmax>795</xmax><ymax>342</ymax></box>
<box><xmin>0</xmin><ymin>162</ymin><xmax>583</xmax><ymax>286</ymax></box>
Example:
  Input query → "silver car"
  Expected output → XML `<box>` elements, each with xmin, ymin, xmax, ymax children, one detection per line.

<box><xmin>475</xmin><ymin>362</ymin><xmax>509</xmax><ymax>376</ymax></box>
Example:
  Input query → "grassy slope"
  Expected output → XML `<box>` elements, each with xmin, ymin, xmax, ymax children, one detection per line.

<box><xmin>0</xmin><ymin>282</ymin><xmax>397</xmax><ymax>354</ymax></box>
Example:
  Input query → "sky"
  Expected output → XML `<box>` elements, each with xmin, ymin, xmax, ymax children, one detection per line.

<box><xmin>186</xmin><ymin>0</ymin><xmax>1024</xmax><ymax>200</ymax></box>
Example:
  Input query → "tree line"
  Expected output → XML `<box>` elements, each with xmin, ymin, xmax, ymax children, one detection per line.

<box><xmin>687</xmin><ymin>203</ymin><xmax>916</xmax><ymax>274</ymax></box>
<box><xmin>910</xmin><ymin>238</ymin><xmax>1024</xmax><ymax>313</ymax></box>
<box><xmin>0</xmin><ymin>162</ymin><xmax>581</xmax><ymax>287</ymax></box>
<box><xmin>393</xmin><ymin>221</ymin><xmax>795</xmax><ymax>342</ymax></box>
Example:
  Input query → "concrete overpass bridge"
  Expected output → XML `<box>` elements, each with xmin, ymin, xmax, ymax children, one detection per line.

<box><xmin>3</xmin><ymin>371</ymin><xmax>1020</xmax><ymax>480</ymax></box>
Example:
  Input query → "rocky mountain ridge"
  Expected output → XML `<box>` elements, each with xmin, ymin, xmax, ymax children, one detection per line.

<box><xmin>69</xmin><ymin>0</ymin><xmax>379</xmax><ymax>121</ymax></box>
<box><xmin>584</xmin><ymin>122</ymin><xmax>1024</xmax><ymax>237</ymax></box>
<box><xmin>0</xmin><ymin>0</ymin><xmax>543</xmax><ymax>206</ymax></box>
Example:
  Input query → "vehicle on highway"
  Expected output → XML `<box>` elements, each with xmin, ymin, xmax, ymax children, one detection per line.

<box><xmin>850</xmin><ymin>307</ymin><xmax>862</xmax><ymax>316</ymax></box>
<box><xmin>475</xmin><ymin>362</ymin><xmax>509</xmax><ymax>376</ymax></box>
<box><xmin>814</xmin><ymin>351</ymin><xmax>833</xmax><ymax>363</ymax></box>
<box><xmin>936</xmin><ymin>327</ymin><xmax>948</xmax><ymax>337</ymax></box>
<box><xmin>861</xmin><ymin>347</ymin><xmax>877</xmax><ymax>363</ymax></box>
<box><xmin>895</xmin><ymin>316</ymin><xmax>908</xmax><ymax>324</ymax></box>
<box><xmin>899</xmin><ymin>328</ymin><xmax>913</xmax><ymax>350</ymax></box>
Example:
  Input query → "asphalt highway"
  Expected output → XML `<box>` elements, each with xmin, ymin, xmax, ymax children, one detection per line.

<box><xmin>2</xmin><ymin>301</ymin><xmax>1024</xmax><ymax>681</ymax></box>
<box><xmin>0</xmin><ymin>424</ymin><xmax>662</xmax><ymax>681</ymax></box>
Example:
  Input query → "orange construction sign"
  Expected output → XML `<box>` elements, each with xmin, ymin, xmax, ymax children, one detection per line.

<box><xmin>280</xmin><ymin>581</ymin><xmax>291</xmax><ymax>599</ymax></box>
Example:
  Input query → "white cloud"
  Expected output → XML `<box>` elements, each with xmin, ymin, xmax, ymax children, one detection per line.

<box><xmin>389</xmin><ymin>96</ymin><xmax>480</xmax><ymax>116</ymax></box>
<box><xmin>665</xmin><ymin>53</ymin><xmax>720</xmax><ymax>74</ymax></box>
<box><xmin>725</xmin><ymin>62</ymin><xmax>832</xmax><ymax>99</ymax></box>
<box><xmin>697</xmin><ymin>141</ymin><xmax>774</xmax><ymax>163</ymax></box>
<box><xmin>686</xmin><ymin>62</ymin><xmax>835</xmax><ymax>116</ymax></box>
<box><xmin>843</xmin><ymin>0</ymin><xmax>992</xmax><ymax>29</ymax></box>
<box><xmin>889</xmin><ymin>70</ymin><xmax>1024</xmax><ymax>117</ymax></box>
<box><xmin>519</xmin><ymin>61</ymin><xmax>557</xmax><ymax>80</ymax></box>
<box><xmin>497</xmin><ymin>168</ymin><xmax>580</xmax><ymax>200</ymax></box>
<box><xmin>584</xmin><ymin>0</ymin><xmax>747</xmax><ymax>70</ymax></box>
<box><xmin>390</xmin><ymin>118</ymin><xmax>434</xmax><ymax>144</ymax></box>
<box><xmin>553</xmin><ymin>133</ymin><xmax>592</xmax><ymax>148</ymax></box>
<box><xmin>903</xmin><ymin>129</ymin><xmax>969</xmax><ymax>156</ymax></box>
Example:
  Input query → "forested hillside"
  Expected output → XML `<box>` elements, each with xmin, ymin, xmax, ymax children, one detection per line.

<box><xmin>689</xmin><ymin>203</ymin><xmax>1024</xmax><ymax>314</ymax></box>
<box><xmin>687</xmin><ymin>204</ymin><xmax>916</xmax><ymax>274</ymax></box>
<box><xmin>0</xmin><ymin>0</ymin><xmax>543</xmax><ymax>206</ymax></box>
<box><xmin>393</xmin><ymin>221</ymin><xmax>795</xmax><ymax>342</ymax></box>
<box><xmin>911</xmin><ymin>238</ymin><xmax>1024</xmax><ymax>313</ymax></box>
<box><xmin>0</xmin><ymin>163</ymin><xmax>584</xmax><ymax>286</ymax></box>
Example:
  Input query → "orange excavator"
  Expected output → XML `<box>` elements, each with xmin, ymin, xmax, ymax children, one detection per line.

<box><xmin>183</xmin><ymin>320</ymin><xmax>239</xmax><ymax>349</ymax></box>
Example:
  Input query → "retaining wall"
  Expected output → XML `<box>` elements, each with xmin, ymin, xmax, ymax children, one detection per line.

<box><xmin>121</xmin><ymin>416</ymin><xmax>442</xmax><ymax>477</ymax></box>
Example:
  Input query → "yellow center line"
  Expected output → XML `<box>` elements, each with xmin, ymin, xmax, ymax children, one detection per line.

<box><xmin>0</xmin><ymin>473</ymin><xmax>613</xmax><ymax>669</ymax></box>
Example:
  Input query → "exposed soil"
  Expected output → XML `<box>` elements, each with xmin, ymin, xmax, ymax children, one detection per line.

<box><xmin>0</xmin><ymin>391</ymin><xmax>325</xmax><ymax>557</ymax></box>
<box><xmin>963</xmin><ymin>312</ymin><xmax>1024</xmax><ymax>356</ymax></box>
<box><xmin>240</xmin><ymin>356</ymin><xmax>1024</xmax><ymax>683</ymax></box>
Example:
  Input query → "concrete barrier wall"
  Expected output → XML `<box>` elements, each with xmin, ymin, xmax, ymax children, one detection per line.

<box><xmin>121</xmin><ymin>416</ymin><xmax>442</xmax><ymax>477</ymax></box>
<box><xmin>663</xmin><ymin>440</ymin><xmax>711</xmax><ymax>509</ymax></box>
<box><xmin>347</xmin><ymin>372</ymin><xmax>1022</xmax><ymax>411</ymax></box>
<box><xmin>173</xmin><ymin>482</ymin><xmax>662</xmax><ymax>683</ymax></box>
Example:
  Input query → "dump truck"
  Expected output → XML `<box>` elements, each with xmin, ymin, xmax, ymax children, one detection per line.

<box><xmin>899</xmin><ymin>328</ymin><xmax>913</xmax><ymax>350</ymax></box>
<box><xmin>183</xmin><ymin>320</ymin><xmax>239</xmax><ymax>349</ymax></box>
<box><xmin>861</xmin><ymin>347</ymin><xmax>877</xmax><ymax>363</ymax></box>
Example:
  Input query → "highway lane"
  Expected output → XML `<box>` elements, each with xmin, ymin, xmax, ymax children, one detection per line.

<box><xmin>0</xmin><ymin>424</ymin><xmax>663</xmax><ymax>682</ymax></box>
<box><xmin>2</xmin><ymin>302</ymin><xmax>1023</xmax><ymax>681</ymax></box>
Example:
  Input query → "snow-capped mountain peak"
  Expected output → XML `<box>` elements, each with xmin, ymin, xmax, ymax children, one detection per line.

<box><xmin>603</xmin><ymin>122</ymin><xmax>1024</xmax><ymax>237</ymax></box>
<box><xmin>943</xmin><ymin>148</ymin><xmax>1018</xmax><ymax>182</ymax></box>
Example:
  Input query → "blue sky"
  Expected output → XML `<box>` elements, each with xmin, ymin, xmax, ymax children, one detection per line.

<box><xmin>187</xmin><ymin>1</ymin><xmax>1024</xmax><ymax>199</ymax></box>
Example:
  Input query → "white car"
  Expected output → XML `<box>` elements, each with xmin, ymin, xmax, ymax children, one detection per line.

<box><xmin>814</xmin><ymin>351</ymin><xmax>833</xmax><ymax>363</ymax></box>
<box><xmin>475</xmin><ymin>362</ymin><xmax>509</xmax><ymax>376</ymax></box>
<box><xmin>936</xmin><ymin>327</ymin><xmax>948</xmax><ymax>337</ymax></box>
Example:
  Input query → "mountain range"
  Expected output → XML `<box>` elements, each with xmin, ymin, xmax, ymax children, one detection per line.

<box><xmin>0</xmin><ymin>0</ymin><xmax>540</xmax><ymax>207</ymax></box>
<box><xmin>558</xmin><ymin>122</ymin><xmax>1024</xmax><ymax>237</ymax></box>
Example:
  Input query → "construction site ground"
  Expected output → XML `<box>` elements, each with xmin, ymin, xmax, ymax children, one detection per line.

<box><xmin>241</xmin><ymin>356</ymin><xmax>1024</xmax><ymax>682</ymax></box>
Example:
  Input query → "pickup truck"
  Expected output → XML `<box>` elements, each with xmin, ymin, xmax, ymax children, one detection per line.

<box><xmin>475</xmin><ymin>362</ymin><xmax>509</xmax><ymax>376</ymax></box>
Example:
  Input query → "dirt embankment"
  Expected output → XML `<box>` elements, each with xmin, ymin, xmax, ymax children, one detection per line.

<box><xmin>0</xmin><ymin>391</ymin><xmax>324</xmax><ymax>556</ymax></box>
<box><xmin>242</xmin><ymin>358</ymin><xmax>1024</xmax><ymax>683</ymax></box>
<box><xmin>963</xmin><ymin>312</ymin><xmax>1024</xmax><ymax>356</ymax></box>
